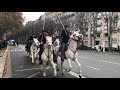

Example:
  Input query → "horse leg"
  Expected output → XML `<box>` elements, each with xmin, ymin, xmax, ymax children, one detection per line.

<box><xmin>43</xmin><ymin>62</ymin><xmax>47</xmax><ymax>77</ymax></box>
<box><xmin>36</xmin><ymin>48</ymin><xmax>40</xmax><ymax>58</ymax></box>
<box><xmin>54</xmin><ymin>54</ymin><xmax>59</xmax><ymax>71</ymax></box>
<box><xmin>74</xmin><ymin>58</ymin><xmax>82</xmax><ymax>78</ymax></box>
<box><xmin>50</xmin><ymin>61</ymin><xmax>57</xmax><ymax>77</ymax></box>
<box><xmin>31</xmin><ymin>48</ymin><xmax>34</xmax><ymax>63</ymax></box>
<box><xmin>61</xmin><ymin>61</ymin><xmax>64</xmax><ymax>75</ymax></box>
<box><xmin>66</xmin><ymin>58</ymin><xmax>72</xmax><ymax>72</ymax></box>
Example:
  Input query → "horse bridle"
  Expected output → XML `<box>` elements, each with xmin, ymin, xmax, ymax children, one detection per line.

<box><xmin>44</xmin><ymin>44</ymin><xmax>53</xmax><ymax>61</ymax></box>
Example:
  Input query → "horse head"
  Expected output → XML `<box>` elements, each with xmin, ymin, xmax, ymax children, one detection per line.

<box><xmin>70</xmin><ymin>30</ymin><xmax>84</xmax><ymax>41</ymax></box>
<box><xmin>46</xmin><ymin>36</ymin><xmax>53</xmax><ymax>48</ymax></box>
<box><xmin>33</xmin><ymin>38</ymin><xmax>40</xmax><ymax>46</ymax></box>
<box><xmin>53</xmin><ymin>39</ymin><xmax>60</xmax><ymax>47</ymax></box>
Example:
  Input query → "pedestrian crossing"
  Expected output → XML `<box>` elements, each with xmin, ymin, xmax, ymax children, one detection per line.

<box><xmin>10</xmin><ymin>49</ymin><xmax>24</xmax><ymax>52</ymax></box>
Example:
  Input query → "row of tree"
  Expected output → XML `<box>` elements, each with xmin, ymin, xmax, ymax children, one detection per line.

<box><xmin>14</xmin><ymin>18</ymin><xmax>63</xmax><ymax>44</ymax></box>
<box><xmin>0</xmin><ymin>12</ymin><xmax>24</xmax><ymax>40</ymax></box>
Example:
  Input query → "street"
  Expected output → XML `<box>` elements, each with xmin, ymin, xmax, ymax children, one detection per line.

<box><xmin>10</xmin><ymin>45</ymin><xmax>120</xmax><ymax>78</ymax></box>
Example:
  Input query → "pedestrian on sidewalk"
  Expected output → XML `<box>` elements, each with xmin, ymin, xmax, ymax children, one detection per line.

<box><xmin>0</xmin><ymin>40</ymin><xmax>2</xmax><ymax>57</ymax></box>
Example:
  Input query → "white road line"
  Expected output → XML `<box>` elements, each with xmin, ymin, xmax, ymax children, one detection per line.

<box><xmin>27</xmin><ymin>72</ymin><xmax>40</xmax><ymax>78</ymax></box>
<box><xmin>19</xmin><ymin>50</ymin><xmax>23</xmax><ymax>51</ymax></box>
<box><xmin>10</xmin><ymin>50</ymin><xmax>14</xmax><ymax>52</ymax></box>
<box><xmin>15</xmin><ymin>67</ymin><xmax>51</xmax><ymax>72</ymax></box>
<box><xmin>15</xmin><ymin>68</ymin><xmax>40</xmax><ymax>72</ymax></box>
<box><xmin>78</xmin><ymin>56</ymin><xmax>88</xmax><ymax>59</ymax></box>
<box><xmin>99</xmin><ymin>60</ymin><xmax>120</xmax><ymax>66</ymax></box>
<box><xmin>64</xmin><ymin>70</ymin><xmax>86</xmax><ymax>78</ymax></box>
<box><xmin>82</xmin><ymin>65</ymin><xmax>101</xmax><ymax>70</ymax></box>
<box><xmin>26</xmin><ymin>67</ymin><xmax>51</xmax><ymax>78</ymax></box>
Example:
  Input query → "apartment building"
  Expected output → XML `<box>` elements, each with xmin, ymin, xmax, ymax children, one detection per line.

<box><xmin>112</xmin><ymin>12</ymin><xmax>120</xmax><ymax>49</ymax></box>
<box><xmin>83</xmin><ymin>12</ymin><xmax>119</xmax><ymax>49</ymax></box>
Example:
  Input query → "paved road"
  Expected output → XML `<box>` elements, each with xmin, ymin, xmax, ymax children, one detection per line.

<box><xmin>10</xmin><ymin>45</ymin><xmax>120</xmax><ymax>78</ymax></box>
<box><xmin>10</xmin><ymin>45</ymin><xmax>78</xmax><ymax>78</ymax></box>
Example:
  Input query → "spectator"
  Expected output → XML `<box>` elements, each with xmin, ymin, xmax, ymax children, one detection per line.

<box><xmin>0</xmin><ymin>40</ymin><xmax>2</xmax><ymax>50</ymax></box>
<box><xmin>0</xmin><ymin>40</ymin><xmax>2</xmax><ymax>57</ymax></box>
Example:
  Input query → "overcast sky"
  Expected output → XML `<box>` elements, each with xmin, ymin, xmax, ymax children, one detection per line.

<box><xmin>22</xmin><ymin>12</ymin><xmax>45</xmax><ymax>25</ymax></box>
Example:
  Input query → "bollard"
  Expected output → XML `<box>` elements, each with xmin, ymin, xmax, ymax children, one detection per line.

<box><xmin>0</xmin><ymin>50</ymin><xmax>1</xmax><ymax>57</ymax></box>
<box><xmin>103</xmin><ymin>41</ymin><xmax>105</xmax><ymax>52</ymax></box>
<box><xmin>103</xmin><ymin>47</ymin><xmax>105</xmax><ymax>52</ymax></box>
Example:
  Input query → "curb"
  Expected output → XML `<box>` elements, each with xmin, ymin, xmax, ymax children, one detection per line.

<box><xmin>0</xmin><ymin>47</ymin><xmax>8</xmax><ymax>78</ymax></box>
<box><xmin>3</xmin><ymin>47</ymin><xmax>12</xmax><ymax>78</ymax></box>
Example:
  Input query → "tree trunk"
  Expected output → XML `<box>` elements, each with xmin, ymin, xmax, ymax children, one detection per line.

<box><xmin>108</xmin><ymin>16</ymin><xmax>112</xmax><ymax>52</ymax></box>
<box><xmin>90</xmin><ymin>28</ymin><xmax>93</xmax><ymax>50</ymax></box>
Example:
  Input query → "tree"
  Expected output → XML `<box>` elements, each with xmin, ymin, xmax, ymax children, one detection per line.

<box><xmin>0</xmin><ymin>12</ymin><xmax>24</xmax><ymax>39</ymax></box>
<box><xmin>101</xmin><ymin>12</ymin><xmax>119</xmax><ymax>51</ymax></box>
<box><xmin>44</xmin><ymin>19</ymin><xmax>56</xmax><ymax>36</ymax></box>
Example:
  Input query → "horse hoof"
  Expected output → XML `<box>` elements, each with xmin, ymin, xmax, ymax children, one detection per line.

<box><xmin>57</xmin><ymin>68</ymin><xmax>59</xmax><ymax>71</ymax></box>
<box><xmin>66</xmin><ymin>68</ymin><xmax>71</xmax><ymax>72</ymax></box>
<box><xmin>62</xmin><ymin>73</ymin><xmax>64</xmax><ymax>75</ymax></box>
<box><xmin>79</xmin><ymin>75</ymin><xmax>82</xmax><ymax>78</ymax></box>
<box><xmin>53</xmin><ymin>76</ymin><xmax>57</xmax><ymax>78</ymax></box>
<box><xmin>43</xmin><ymin>76</ymin><xmax>46</xmax><ymax>78</ymax></box>
<box><xmin>57</xmin><ymin>69</ymin><xmax>59</xmax><ymax>71</ymax></box>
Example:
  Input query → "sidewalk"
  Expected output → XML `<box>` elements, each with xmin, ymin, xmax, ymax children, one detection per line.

<box><xmin>0</xmin><ymin>47</ymin><xmax>9</xmax><ymax>78</ymax></box>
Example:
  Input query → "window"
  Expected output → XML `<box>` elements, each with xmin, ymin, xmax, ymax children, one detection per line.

<box><xmin>97</xmin><ymin>33</ymin><xmax>100</xmax><ymax>37</ymax></box>
<box><xmin>86</xmin><ymin>28</ymin><xmax>88</xmax><ymax>31</ymax></box>
<box><xmin>85</xmin><ymin>34</ymin><xmax>88</xmax><ymax>37</ymax></box>
<box><xmin>85</xmin><ymin>41</ymin><xmax>88</xmax><ymax>45</ymax></box>
<box><xmin>105</xmin><ymin>33</ymin><xmax>108</xmax><ymax>37</ymax></box>
<box><xmin>105</xmin><ymin>41</ymin><xmax>108</xmax><ymax>45</ymax></box>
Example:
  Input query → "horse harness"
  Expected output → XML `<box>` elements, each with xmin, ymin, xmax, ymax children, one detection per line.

<box><xmin>44</xmin><ymin>45</ymin><xmax>53</xmax><ymax>64</ymax></box>
<box><xmin>67</xmin><ymin>38</ymin><xmax>78</xmax><ymax>60</ymax></box>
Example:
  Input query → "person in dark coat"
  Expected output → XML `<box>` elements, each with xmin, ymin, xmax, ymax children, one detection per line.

<box><xmin>61</xmin><ymin>25</ymin><xmax>70</xmax><ymax>62</ymax></box>
<box><xmin>38</xmin><ymin>30</ymin><xmax>48</xmax><ymax>64</ymax></box>
<box><xmin>25</xmin><ymin>34</ymin><xmax>35</xmax><ymax>52</ymax></box>
<box><xmin>0</xmin><ymin>40</ymin><xmax>2</xmax><ymax>50</ymax></box>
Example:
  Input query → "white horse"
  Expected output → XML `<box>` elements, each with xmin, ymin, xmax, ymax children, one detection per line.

<box><xmin>53</xmin><ymin>30</ymin><xmax>84</xmax><ymax>78</ymax></box>
<box><xmin>30</xmin><ymin>38</ymin><xmax>40</xmax><ymax>64</ymax></box>
<box><xmin>40</xmin><ymin>36</ymin><xmax>57</xmax><ymax>77</ymax></box>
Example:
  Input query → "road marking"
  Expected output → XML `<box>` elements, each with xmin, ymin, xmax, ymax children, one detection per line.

<box><xmin>82</xmin><ymin>65</ymin><xmax>101</xmax><ymax>70</ymax></box>
<box><xmin>99</xmin><ymin>60</ymin><xmax>120</xmax><ymax>66</ymax></box>
<box><xmin>10</xmin><ymin>49</ymin><xmax>23</xmax><ymax>52</ymax></box>
<box><xmin>26</xmin><ymin>67</ymin><xmax>51</xmax><ymax>78</ymax></box>
<box><xmin>64</xmin><ymin>70</ymin><xmax>86</xmax><ymax>78</ymax></box>
<box><xmin>19</xmin><ymin>50</ymin><xmax>23</xmax><ymax>51</ymax></box>
<box><xmin>27</xmin><ymin>72</ymin><xmax>40</xmax><ymax>78</ymax></box>
<box><xmin>78</xmin><ymin>56</ymin><xmax>88</xmax><ymax>59</ymax></box>
<box><xmin>10</xmin><ymin>50</ymin><xmax>14</xmax><ymax>52</ymax></box>
<box><xmin>15</xmin><ymin>67</ymin><xmax>51</xmax><ymax>72</ymax></box>
<box><xmin>15</xmin><ymin>68</ymin><xmax>40</xmax><ymax>72</ymax></box>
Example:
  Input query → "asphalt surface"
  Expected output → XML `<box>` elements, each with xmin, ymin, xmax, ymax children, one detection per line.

<box><xmin>10</xmin><ymin>45</ymin><xmax>78</xmax><ymax>78</ymax></box>
<box><xmin>10</xmin><ymin>44</ymin><xmax>120</xmax><ymax>78</ymax></box>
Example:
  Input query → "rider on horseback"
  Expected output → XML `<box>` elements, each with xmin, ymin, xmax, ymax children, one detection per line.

<box><xmin>38</xmin><ymin>30</ymin><xmax>48</xmax><ymax>65</ymax></box>
<box><xmin>61</xmin><ymin>25</ymin><xmax>70</xmax><ymax>62</ymax></box>
<box><xmin>25</xmin><ymin>34</ymin><xmax>35</xmax><ymax>52</ymax></box>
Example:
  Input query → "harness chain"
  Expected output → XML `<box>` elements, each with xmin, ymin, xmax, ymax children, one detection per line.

<box><xmin>44</xmin><ymin>45</ymin><xmax>52</xmax><ymax>64</ymax></box>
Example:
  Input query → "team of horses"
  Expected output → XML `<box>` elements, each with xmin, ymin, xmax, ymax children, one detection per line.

<box><xmin>26</xmin><ymin>30</ymin><xmax>84</xmax><ymax>78</ymax></box>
